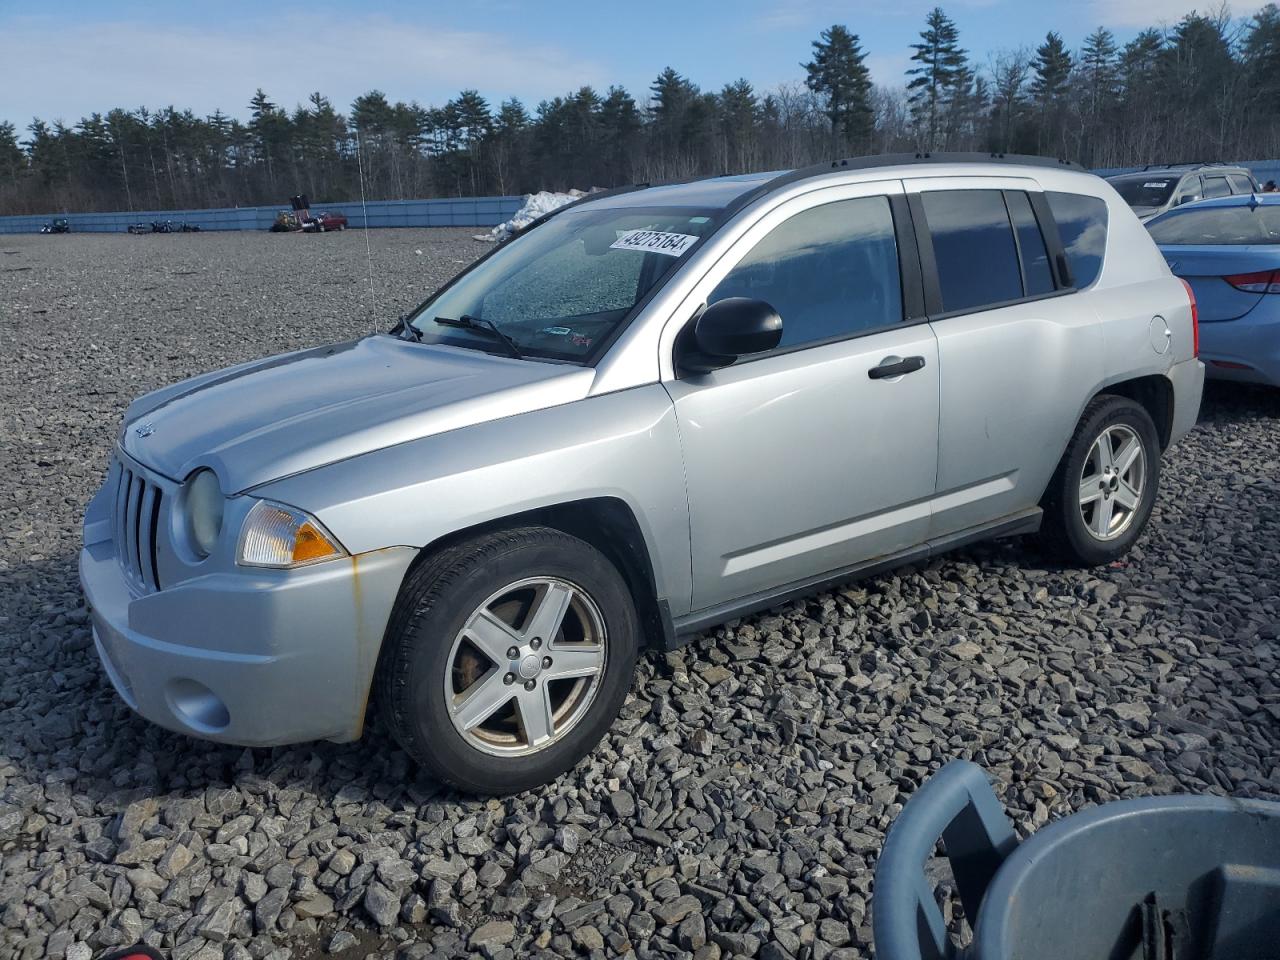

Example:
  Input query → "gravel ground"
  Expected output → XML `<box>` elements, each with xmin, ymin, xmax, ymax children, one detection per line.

<box><xmin>2</xmin><ymin>229</ymin><xmax>1279</xmax><ymax>960</ymax></box>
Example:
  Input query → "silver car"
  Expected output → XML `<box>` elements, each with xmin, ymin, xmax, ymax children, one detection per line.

<box><xmin>81</xmin><ymin>154</ymin><xmax>1204</xmax><ymax>793</ymax></box>
<box><xmin>1106</xmin><ymin>163</ymin><xmax>1258</xmax><ymax>222</ymax></box>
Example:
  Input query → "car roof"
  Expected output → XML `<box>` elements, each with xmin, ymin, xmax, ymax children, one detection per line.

<box><xmin>583</xmin><ymin>171</ymin><xmax>781</xmax><ymax>210</ymax></box>
<box><xmin>582</xmin><ymin>153</ymin><xmax>1090</xmax><ymax>213</ymax></box>
<box><xmin>1108</xmin><ymin>166</ymin><xmax>1251</xmax><ymax>180</ymax></box>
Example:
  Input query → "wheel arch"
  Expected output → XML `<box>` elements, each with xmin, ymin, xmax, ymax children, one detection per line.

<box><xmin>396</xmin><ymin>497</ymin><xmax>675</xmax><ymax>653</ymax></box>
<box><xmin>1098</xmin><ymin>373</ymin><xmax>1174</xmax><ymax>450</ymax></box>
<box><xmin>1040</xmin><ymin>372</ymin><xmax>1174</xmax><ymax>509</ymax></box>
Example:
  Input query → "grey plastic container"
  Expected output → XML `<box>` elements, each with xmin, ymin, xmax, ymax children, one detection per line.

<box><xmin>873</xmin><ymin>759</ymin><xmax>1280</xmax><ymax>960</ymax></box>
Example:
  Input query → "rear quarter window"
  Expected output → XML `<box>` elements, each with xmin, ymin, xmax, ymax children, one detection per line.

<box><xmin>1227</xmin><ymin>173</ymin><xmax>1255</xmax><ymax>194</ymax></box>
<box><xmin>1047</xmin><ymin>191</ymin><xmax>1108</xmax><ymax>288</ymax></box>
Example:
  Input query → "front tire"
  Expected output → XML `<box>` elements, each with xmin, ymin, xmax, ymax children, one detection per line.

<box><xmin>376</xmin><ymin>527</ymin><xmax>640</xmax><ymax>794</ymax></box>
<box><xmin>1041</xmin><ymin>395</ymin><xmax>1161</xmax><ymax>566</ymax></box>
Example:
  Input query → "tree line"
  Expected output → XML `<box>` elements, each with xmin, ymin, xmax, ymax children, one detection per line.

<box><xmin>6</xmin><ymin>5</ymin><xmax>1280</xmax><ymax>216</ymax></box>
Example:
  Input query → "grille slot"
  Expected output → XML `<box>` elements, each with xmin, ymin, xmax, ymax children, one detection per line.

<box><xmin>113</xmin><ymin>461</ymin><xmax>163</xmax><ymax>592</ymax></box>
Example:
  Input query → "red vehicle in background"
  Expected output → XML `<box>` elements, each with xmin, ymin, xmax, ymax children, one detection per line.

<box><xmin>302</xmin><ymin>211</ymin><xmax>348</xmax><ymax>233</ymax></box>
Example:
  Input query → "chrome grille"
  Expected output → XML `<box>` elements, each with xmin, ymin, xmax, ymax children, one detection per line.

<box><xmin>113</xmin><ymin>460</ymin><xmax>163</xmax><ymax>592</ymax></box>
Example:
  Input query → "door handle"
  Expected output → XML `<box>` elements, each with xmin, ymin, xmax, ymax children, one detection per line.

<box><xmin>868</xmin><ymin>355</ymin><xmax>926</xmax><ymax>380</ymax></box>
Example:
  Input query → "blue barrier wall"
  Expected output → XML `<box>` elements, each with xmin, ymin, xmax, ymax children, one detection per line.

<box><xmin>0</xmin><ymin>195</ymin><xmax>526</xmax><ymax>235</ymax></box>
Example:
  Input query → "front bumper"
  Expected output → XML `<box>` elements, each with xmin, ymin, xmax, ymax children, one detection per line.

<box><xmin>80</xmin><ymin>534</ymin><xmax>415</xmax><ymax>746</ymax></box>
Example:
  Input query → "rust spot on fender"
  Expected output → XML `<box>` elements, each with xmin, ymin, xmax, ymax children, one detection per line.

<box><xmin>350</xmin><ymin>552</ymin><xmax>370</xmax><ymax>738</ymax></box>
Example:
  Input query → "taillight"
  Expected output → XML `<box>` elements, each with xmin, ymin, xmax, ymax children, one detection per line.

<box><xmin>1179</xmin><ymin>277</ymin><xmax>1199</xmax><ymax>358</ymax></box>
<box><xmin>1223</xmin><ymin>269</ymin><xmax>1280</xmax><ymax>293</ymax></box>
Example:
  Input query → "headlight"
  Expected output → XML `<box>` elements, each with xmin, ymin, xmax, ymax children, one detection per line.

<box><xmin>185</xmin><ymin>469</ymin><xmax>224</xmax><ymax>558</ymax></box>
<box><xmin>237</xmin><ymin>500</ymin><xmax>347</xmax><ymax>568</ymax></box>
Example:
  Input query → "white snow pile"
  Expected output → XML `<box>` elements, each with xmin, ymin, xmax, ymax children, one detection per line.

<box><xmin>475</xmin><ymin>189</ymin><xmax>589</xmax><ymax>242</ymax></box>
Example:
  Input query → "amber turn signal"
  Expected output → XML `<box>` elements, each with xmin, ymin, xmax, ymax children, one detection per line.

<box><xmin>237</xmin><ymin>500</ymin><xmax>347</xmax><ymax>568</ymax></box>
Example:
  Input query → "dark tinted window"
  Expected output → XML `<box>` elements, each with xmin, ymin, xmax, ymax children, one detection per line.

<box><xmin>1202</xmin><ymin>176</ymin><xmax>1231</xmax><ymax>199</ymax></box>
<box><xmin>1005</xmin><ymin>191</ymin><xmax>1055</xmax><ymax>296</ymax></box>
<box><xmin>1228</xmin><ymin>173</ymin><xmax>1254</xmax><ymax>194</ymax></box>
<box><xmin>1047</xmin><ymin>191</ymin><xmax>1108</xmax><ymax>287</ymax></box>
<box><xmin>1146</xmin><ymin>205</ymin><xmax>1280</xmax><ymax>245</ymax></box>
<box><xmin>1108</xmin><ymin>175</ymin><xmax>1176</xmax><ymax>208</ymax></box>
<box><xmin>709</xmin><ymin>196</ymin><xmax>901</xmax><ymax>350</ymax></box>
<box><xmin>922</xmin><ymin>190</ymin><xmax>1022</xmax><ymax>313</ymax></box>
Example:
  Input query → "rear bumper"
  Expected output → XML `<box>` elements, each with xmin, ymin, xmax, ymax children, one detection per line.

<box><xmin>1199</xmin><ymin>309</ymin><xmax>1280</xmax><ymax>387</ymax></box>
<box><xmin>81</xmin><ymin>537</ymin><xmax>415</xmax><ymax>746</ymax></box>
<box><xmin>1167</xmin><ymin>357</ymin><xmax>1205</xmax><ymax>445</ymax></box>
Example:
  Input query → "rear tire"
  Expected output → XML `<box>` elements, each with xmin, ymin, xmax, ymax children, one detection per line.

<box><xmin>375</xmin><ymin>526</ymin><xmax>640</xmax><ymax>794</ymax></box>
<box><xmin>1041</xmin><ymin>395</ymin><xmax>1161</xmax><ymax>566</ymax></box>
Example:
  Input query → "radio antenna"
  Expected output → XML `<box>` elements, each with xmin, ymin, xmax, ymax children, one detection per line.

<box><xmin>355</xmin><ymin>125</ymin><xmax>378</xmax><ymax>333</ymax></box>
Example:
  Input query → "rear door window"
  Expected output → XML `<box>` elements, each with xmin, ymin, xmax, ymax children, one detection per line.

<box><xmin>1046</xmin><ymin>191</ymin><xmax>1108</xmax><ymax>288</ymax></box>
<box><xmin>1202</xmin><ymin>176</ymin><xmax>1231</xmax><ymax>199</ymax></box>
<box><xmin>920</xmin><ymin>190</ymin><xmax>1023</xmax><ymax>313</ymax></box>
<box><xmin>1227</xmin><ymin>173</ymin><xmax>1255</xmax><ymax>194</ymax></box>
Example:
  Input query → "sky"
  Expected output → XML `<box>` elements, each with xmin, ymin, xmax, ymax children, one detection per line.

<box><xmin>1</xmin><ymin>0</ymin><xmax>1272</xmax><ymax>127</ymax></box>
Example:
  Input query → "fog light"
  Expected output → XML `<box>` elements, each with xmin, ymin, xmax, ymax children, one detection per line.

<box><xmin>166</xmin><ymin>678</ymin><xmax>230</xmax><ymax>731</ymax></box>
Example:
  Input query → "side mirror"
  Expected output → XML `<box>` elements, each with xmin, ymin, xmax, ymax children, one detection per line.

<box><xmin>680</xmin><ymin>297</ymin><xmax>783</xmax><ymax>374</ymax></box>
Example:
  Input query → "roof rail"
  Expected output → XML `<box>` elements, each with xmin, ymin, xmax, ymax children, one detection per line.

<box><xmin>1140</xmin><ymin>161</ymin><xmax>1233</xmax><ymax>171</ymax></box>
<box><xmin>719</xmin><ymin>151</ymin><xmax>1082</xmax><ymax>222</ymax></box>
<box><xmin>549</xmin><ymin>152</ymin><xmax>1084</xmax><ymax>231</ymax></box>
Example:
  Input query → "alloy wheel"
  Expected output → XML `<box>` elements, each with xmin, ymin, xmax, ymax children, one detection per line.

<box><xmin>444</xmin><ymin>577</ymin><xmax>607</xmax><ymax>757</ymax></box>
<box><xmin>1078</xmin><ymin>424</ymin><xmax>1146</xmax><ymax>541</ymax></box>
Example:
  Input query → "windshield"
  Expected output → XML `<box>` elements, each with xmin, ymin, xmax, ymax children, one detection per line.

<box><xmin>407</xmin><ymin>206</ymin><xmax>717</xmax><ymax>361</ymax></box>
<box><xmin>1108</xmin><ymin>175</ymin><xmax>1178</xmax><ymax>208</ymax></box>
<box><xmin>1147</xmin><ymin>205</ymin><xmax>1280</xmax><ymax>245</ymax></box>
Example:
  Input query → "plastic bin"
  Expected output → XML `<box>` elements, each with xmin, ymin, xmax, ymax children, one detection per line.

<box><xmin>873</xmin><ymin>759</ymin><xmax>1280</xmax><ymax>960</ymax></box>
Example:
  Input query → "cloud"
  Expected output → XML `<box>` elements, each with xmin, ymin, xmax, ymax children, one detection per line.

<box><xmin>1086</xmin><ymin>0</ymin><xmax>1270</xmax><ymax>29</ymax></box>
<box><xmin>0</xmin><ymin>12</ymin><xmax>608</xmax><ymax>125</ymax></box>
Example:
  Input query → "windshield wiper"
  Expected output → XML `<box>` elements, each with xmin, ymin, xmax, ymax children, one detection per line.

<box><xmin>392</xmin><ymin>314</ymin><xmax>423</xmax><ymax>342</ymax></box>
<box><xmin>433</xmin><ymin>314</ymin><xmax>525</xmax><ymax>359</ymax></box>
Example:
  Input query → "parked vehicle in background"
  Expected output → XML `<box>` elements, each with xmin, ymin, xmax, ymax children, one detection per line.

<box><xmin>302</xmin><ymin>211</ymin><xmax>348</xmax><ymax>233</ymax></box>
<box><xmin>1147</xmin><ymin>193</ymin><xmax>1280</xmax><ymax>387</ymax></box>
<box><xmin>270</xmin><ymin>211</ymin><xmax>302</xmax><ymax>232</ymax></box>
<box><xmin>1107</xmin><ymin>163</ymin><xmax>1258</xmax><ymax>221</ymax></box>
<box><xmin>40</xmin><ymin>218</ymin><xmax>70</xmax><ymax>234</ymax></box>
<box><xmin>128</xmin><ymin>220</ymin><xmax>201</xmax><ymax>235</ymax></box>
<box><xmin>81</xmin><ymin>154</ymin><xmax>1203</xmax><ymax>793</ymax></box>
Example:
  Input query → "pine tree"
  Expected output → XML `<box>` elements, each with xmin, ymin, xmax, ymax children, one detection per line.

<box><xmin>598</xmin><ymin>86</ymin><xmax>641</xmax><ymax>184</ymax></box>
<box><xmin>648</xmin><ymin>68</ymin><xmax>699</xmax><ymax>177</ymax></box>
<box><xmin>718</xmin><ymin>79</ymin><xmax>759</xmax><ymax>172</ymax></box>
<box><xmin>490</xmin><ymin>98</ymin><xmax>530</xmax><ymax>194</ymax></box>
<box><xmin>907</xmin><ymin>7</ymin><xmax>967</xmax><ymax>150</ymax></box>
<box><xmin>1246</xmin><ymin>3</ymin><xmax>1280</xmax><ymax>108</ymax></box>
<box><xmin>1080</xmin><ymin>27</ymin><xmax>1119</xmax><ymax>112</ymax></box>
<box><xmin>1078</xmin><ymin>27</ymin><xmax>1119</xmax><ymax>166</ymax></box>
<box><xmin>1030</xmin><ymin>32</ymin><xmax>1073</xmax><ymax>155</ymax></box>
<box><xmin>0</xmin><ymin>121</ymin><xmax>25</xmax><ymax>183</ymax></box>
<box><xmin>1030</xmin><ymin>32</ymin><xmax>1073</xmax><ymax>103</ymax></box>
<box><xmin>804</xmin><ymin>25</ymin><xmax>874</xmax><ymax>148</ymax></box>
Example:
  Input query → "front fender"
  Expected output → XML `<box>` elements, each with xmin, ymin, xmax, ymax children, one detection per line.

<box><xmin>253</xmin><ymin>385</ymin><xmax>694</xmax><ymax>617</ymax></box>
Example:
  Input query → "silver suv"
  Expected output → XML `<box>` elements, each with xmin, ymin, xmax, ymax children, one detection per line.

<box><xmin>1106</xmin><ymin>163</ymin><xmax>1259</xmax><ymax>221</ymax></box>
<box><xmin>81</xmin><ymin>154</ymin><xmax>1204</xmax><ymax>793</ymax></box>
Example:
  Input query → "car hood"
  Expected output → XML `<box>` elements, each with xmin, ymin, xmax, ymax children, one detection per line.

<box><xmin>120</xmin><ymin>335</ymin><xmax>595</xmax><ymax>493</ymax></box>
